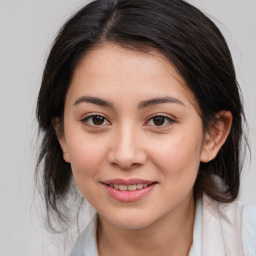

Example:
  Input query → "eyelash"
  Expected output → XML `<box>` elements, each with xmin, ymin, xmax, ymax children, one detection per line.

<box><xmin>81</xmin><ymin>114</ymin><xmax>174</xmax><ymax>127</ymax></box>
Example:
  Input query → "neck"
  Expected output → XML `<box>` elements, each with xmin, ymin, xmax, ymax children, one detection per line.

<box><xmin>97</xmin><ymin>194</ymin><xmax>196</xmax><ymax>256</ymax></box>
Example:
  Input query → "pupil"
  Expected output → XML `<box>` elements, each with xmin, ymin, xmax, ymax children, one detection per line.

<box><xmin>153</xmin><ymin>116</ymin><xmax>165</xmax><ymax>126</ymax></box>
<box><xmin>93</xmin><ymin>116</ymin><xmax>104</xmax><ymax>125</ymax></box>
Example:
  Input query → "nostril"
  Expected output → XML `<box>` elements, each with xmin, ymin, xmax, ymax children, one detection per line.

<box><xmin>111</xmin><ymin>162</ymin><xmax>140</xmax><ymax>170</ymax></box>
<box><xmin>107</xmin><ymin>141</ymin><xmax>147</xmax><ymax>169</ymax></box>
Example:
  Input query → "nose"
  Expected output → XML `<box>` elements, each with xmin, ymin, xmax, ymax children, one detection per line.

<box><xmin>107</xmin><ymin>124</ymin><xmax>147</xmax><ymax>169</ymax></box>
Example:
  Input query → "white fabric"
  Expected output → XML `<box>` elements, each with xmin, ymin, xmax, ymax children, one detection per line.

<box><xmin>243</xmin><ymin>205</ymin><xmax>256</xmax><ymax>256</ymax></box>
<box><xmin>201</xmin><ymin>195</ymin><xmax>244</xmax><ymax>255</ymax></box>
<box><xmin>188</xmin><ymin>198</ymin><xmax>202</xmax><ymax>256</ymax></box>
<box><xmin>70</xmin><ymin>215</ymin><xmax>98</xmax><ymax>256</ymax></box>
<box><xmin>70</xmin><ymin>196</ymin><xmax>256</xmax><ymax>256</ymax></box>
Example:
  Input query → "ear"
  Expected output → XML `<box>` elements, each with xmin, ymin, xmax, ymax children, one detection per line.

<box><xmin>53</xmin><ymin>118</ymin><xmax>71</xmax><ymax>163</ymax></box>
<box><xmin>200</xmin><ymin>111</ymin><xmax>233</xmax><ymax>163</ymax></box>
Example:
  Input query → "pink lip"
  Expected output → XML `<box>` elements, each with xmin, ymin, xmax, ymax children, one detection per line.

<box><xmin>102</xmin><ymin>178</ymin><xmax>154</xmax><ymax>185</ymax></box>
<box><xmin>101</xmin><ymin>179</ymin><xmax>157</xmax><ymax>202</ymax></box>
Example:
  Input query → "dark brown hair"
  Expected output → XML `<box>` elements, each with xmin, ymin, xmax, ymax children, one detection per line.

<box><xmin>36</xmin><ymin>0</ymin><xmax>246</xmax><ymax>229</ymax></box>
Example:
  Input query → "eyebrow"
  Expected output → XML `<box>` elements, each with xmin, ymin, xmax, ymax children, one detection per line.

<box><xmin>73</xmin><ymin>95</ymin><xmax>184</xmax><ymax>109</ymax></box>
<box><xmin>138</xmin><ymin>96</ymin><xmax>185</xmax><ymax>109</ymax></box>
<box><xmin>73</xmin><ymin>96</ymin><xmax>114</xmax><ymax>108</ymax></box>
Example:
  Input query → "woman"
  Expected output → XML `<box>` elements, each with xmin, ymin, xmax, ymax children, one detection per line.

<box><xmin>36</xmin><ymin>0</ymin><xmax>256</xmax><ymax>255</ymax></box>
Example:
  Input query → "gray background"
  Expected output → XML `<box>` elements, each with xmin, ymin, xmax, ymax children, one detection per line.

<box><xmin>0</xmin><ymin>0</ymin><xmax>255</xmax><ymax>255</ymax></box>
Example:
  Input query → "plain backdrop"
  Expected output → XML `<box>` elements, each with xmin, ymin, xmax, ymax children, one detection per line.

<box><xmin>0</xmin><ymin>0</ymin><xmax>255</xmax><ymax>255</ymax></box>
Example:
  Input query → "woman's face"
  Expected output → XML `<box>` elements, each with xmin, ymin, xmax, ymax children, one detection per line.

<box><xmin>59</xmin><ymin>43</ymin><xmax>208</xmax><ymax>229</ymax></box>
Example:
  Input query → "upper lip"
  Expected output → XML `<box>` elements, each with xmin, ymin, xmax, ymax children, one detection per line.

<box><xmin>101</xmin><ymin>178</ymin><xmax>156</xmax><ymax>185</ymax></box>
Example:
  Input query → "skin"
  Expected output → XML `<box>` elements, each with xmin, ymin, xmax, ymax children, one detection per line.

<box><xmin>57</xmin><ymin>43</ymin><xmax>232</xmax><ymax>256</ymax></box>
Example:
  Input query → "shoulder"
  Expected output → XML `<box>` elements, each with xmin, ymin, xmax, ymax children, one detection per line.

<box><xmin>201</xmin><ymin>194</ymin><xmax>256</xmax><ymax>255</ymax></box>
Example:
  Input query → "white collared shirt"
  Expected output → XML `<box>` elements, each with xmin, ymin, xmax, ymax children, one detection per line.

<box><xmin>70</xmin><ymin>196</ymin><xmax>256</xmax><ymax>256</ymax></box>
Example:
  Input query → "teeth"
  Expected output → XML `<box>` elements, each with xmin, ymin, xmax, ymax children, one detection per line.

<box><xmin>119</xmin><ymin>185</ymin><xmax>128</xmax><ymax>191</ymax></box>
<box><xmin>109</xmin><ymin>184</ymin><xmax>150</xmax><ymax>191</ymax></box>
<box><xmin>128</xmin><ymin>184</ymin><xmax>137</xmax><ymax>191</ymax></box>
<box><xmin>137</xmin><ymin>184</ymin><xmax>144</xmax><ymax>189</ymax></box>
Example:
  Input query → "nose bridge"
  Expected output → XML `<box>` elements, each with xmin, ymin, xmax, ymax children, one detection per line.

<box><xmin>108</xmin><ymin>122</ymin><xmax>146</xmax><ymax>169</ymax></box>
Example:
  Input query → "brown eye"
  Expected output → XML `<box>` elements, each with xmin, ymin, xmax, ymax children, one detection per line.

<box><xmin>146</xmin><ymin>115</ymin><xmax>174</xmax><ymax>127</ymax></box>
<box><xmin>152</xmin><ymin>116</ymin><xmax>166</xmax><ymax>126</ymax></box>
<box><xmin>92</xmin><ymin>115</ymin><xmax>105</xmax><ymax>125</ymax></box>
<box><xmin>82</xmin><ymin>114</ymin><xmax>110</xmax><ymax>126</ymax></box>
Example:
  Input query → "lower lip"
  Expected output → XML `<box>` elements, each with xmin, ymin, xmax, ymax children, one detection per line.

<box><xmin>103</xmin><ymin>184</ymin><xmax>156</xmax><ymax>202</ymax></box>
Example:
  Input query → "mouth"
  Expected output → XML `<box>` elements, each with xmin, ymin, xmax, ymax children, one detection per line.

<box><xmin>104</xmin><ymin>183</ymin><xmax>155</xmax><ymax>191</ymax></box>
<box><xmin>101</xmin><ymin>179</ymin><xmax>157</xmax><ymax>202</ymax></box>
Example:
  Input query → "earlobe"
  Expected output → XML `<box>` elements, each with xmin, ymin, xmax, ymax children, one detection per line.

<box><xmin>59</xmin><ymin>136</ymin><xmax>71</xmax><ymax>163</ymax></box>
<box><xmin>200</xmin><ymin>111</ymin><xmax>233</xmax><ymax>163</ymax></box>
<box><xmin>53</xmin><ymin>118</ymin><xmax>71</xmax><ymax>163</ymax></box>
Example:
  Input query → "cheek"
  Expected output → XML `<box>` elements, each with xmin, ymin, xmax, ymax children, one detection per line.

<box><xmin>66</xmin><ymin>133</ymin><xmax>107</xmax><ymax>180</ymax></box>
<box><xmin>67</xmin><ymin>138</ymin><xmax>108</xmax><ymax>201</ymax></box>
<box><xmin>150</xmin><ymin>134</ymin><xmax>202</xmax><ymax>180</ymax></box>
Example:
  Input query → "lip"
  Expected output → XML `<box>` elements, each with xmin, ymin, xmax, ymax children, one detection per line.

<box><xmin>101</xmin><ymin>178</ymin><xmax>157</xmax><ymax>202</ymax></box>
<box><xmin>102</xmin><ymin>178</ymin><xmax>155</xmax><ymax>185</ymax></box>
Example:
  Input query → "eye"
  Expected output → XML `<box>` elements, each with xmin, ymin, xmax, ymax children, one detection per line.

<box><xmin>81</xmin><ymin>114</ymin><xmax>110</xmax><ymax>126</ymax></box>
<box><xmin>146</xmin><ymin>115</ymin><xmax>174</xmax><ymax>127</ymax></box>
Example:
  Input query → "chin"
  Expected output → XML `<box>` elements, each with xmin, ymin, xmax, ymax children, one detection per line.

<box><xmin>99</xmin><ymin>210</ymin><xmax>160</xmax><ymax>230</ymax></box>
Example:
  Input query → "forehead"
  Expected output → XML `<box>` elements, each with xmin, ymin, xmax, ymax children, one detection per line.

<box><xmin>75</xmin><ymin>43</ymin><xmax>184</xmax><ymax>83</ymax></box>
<box><xmin>69</xmin><ymin>42</ymin><xmax>198</xmax><ymax>108</ymax></box>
